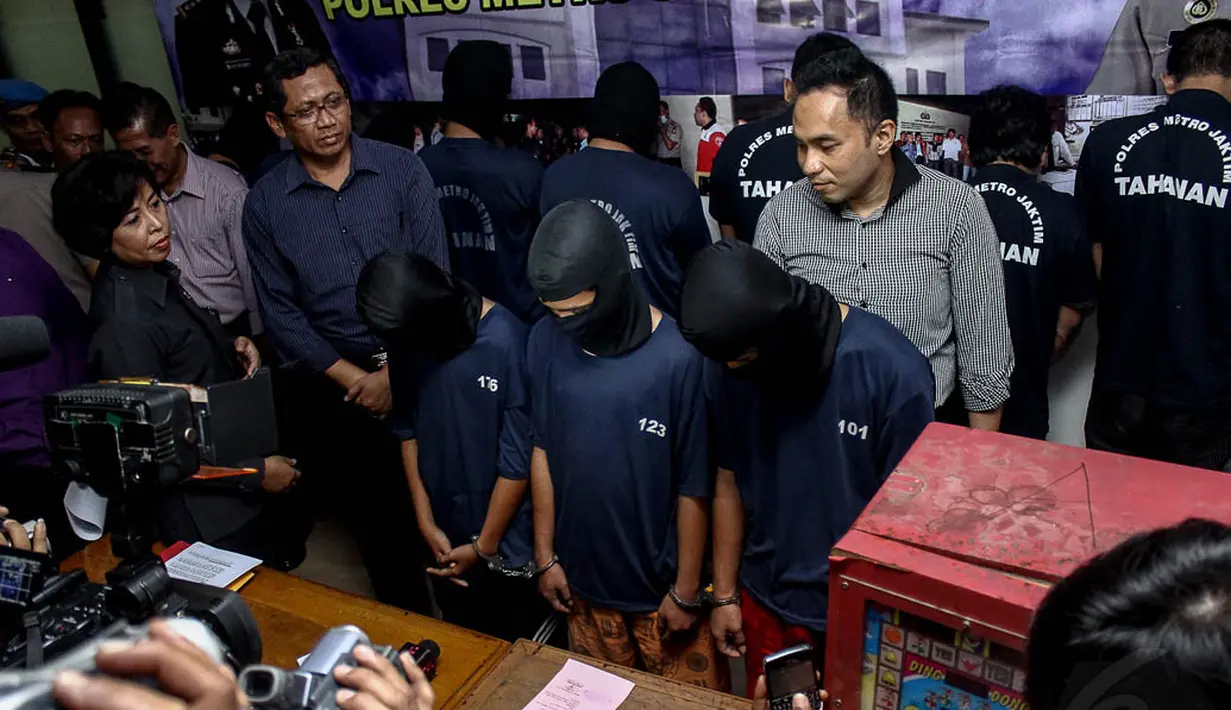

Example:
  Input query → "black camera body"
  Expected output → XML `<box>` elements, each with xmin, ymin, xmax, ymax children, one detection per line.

<box><xmin>0</xmin><ymin>556</ymin><xmax>261</xmax><ymax>673</ymax></box>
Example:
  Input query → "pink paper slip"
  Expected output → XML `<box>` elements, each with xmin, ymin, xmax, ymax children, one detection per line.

<box><xmin>523</xmin><ymin>659</ymin><xmax>636</xmax><ymax>710</ymax></box>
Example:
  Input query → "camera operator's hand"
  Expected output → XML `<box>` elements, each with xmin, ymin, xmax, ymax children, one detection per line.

<box><xmin>234</xmin><ymin>337</ymin><xmax>261</xmax><ymax>377</ymax></box>
<box><xmin>52</xmin><ymin>621</ymin><xmax>246</xmax><ymax>710</ymax></box>
<box><xmin>333</xmin><ymin>644</ymin><xmax>435</xmax><ymax>710</ymax></box>
<box><xmin>261</xmin><ymin>456</ymin><xmax>302</xmax><ymax>493</ymax></box>
<box><xmin>0</xmin><ymin>510</ymin><xmax>48</xmax><ymax>554</ymax></box>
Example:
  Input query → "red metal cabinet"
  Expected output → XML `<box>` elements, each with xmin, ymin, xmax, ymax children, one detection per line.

<box><xmin>825</xmin><ymin>423</ymin><xmax>1231</xmax><ymax>710</ymax></box>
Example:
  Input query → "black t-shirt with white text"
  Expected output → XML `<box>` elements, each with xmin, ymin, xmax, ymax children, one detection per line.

<box><xmin>1076</xmin><ymin>89</ymin><xmax>1231</xmax><ymax>407</ymax></box>
<box><xmin>974</xmin><ymin>164</ymin><xmax>1097</xmax><ymax>438</ymax></box>
<box><xmin>708</xmin><ymin>109</ymin><xmax>803</xmax><ymax>243</ymax></box>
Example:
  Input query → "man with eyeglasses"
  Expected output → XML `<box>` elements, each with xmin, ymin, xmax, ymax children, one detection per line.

<box><xmin>243</xmin><ymin>47</ymin><xmax>447</xmax><ymax>614</ymax></box>
<box><xmin>0</xmin><ymin>89</ymin><xmax>101</xmax><ymax>310</ymax></box>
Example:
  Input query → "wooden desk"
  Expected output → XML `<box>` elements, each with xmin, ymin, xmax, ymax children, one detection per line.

<box><xmin>67</xmin><ymin>541</ymin><xmax>509</xmax><ymax>709</ymax></box>
<box><xmin>456</xmin><ymin>640</ymin><xmax>751</xmax><ymax>709</ymax></box>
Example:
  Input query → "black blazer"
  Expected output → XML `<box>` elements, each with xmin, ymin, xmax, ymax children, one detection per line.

<box><xmin>89</xmin><ymin>258</ymin><xmax>266</xmax><ymax>544</ymax></box>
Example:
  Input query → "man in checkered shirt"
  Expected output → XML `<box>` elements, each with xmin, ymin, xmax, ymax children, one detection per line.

<box><xmin>754</xmin><ymin>48</ymin><xmax>1014</xmax><ymax>430</ymax></box>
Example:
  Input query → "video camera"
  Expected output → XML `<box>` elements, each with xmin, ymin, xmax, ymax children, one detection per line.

<box><xmin>0</xmin><ymin>617</ymin><xmax>226</xmax><ymax>710</ymax></box>
<box><xmin>240</xmin><ymin>626</ymin><xmax>440</xmax><ymax>710</ymax></box>
<box><xmin>0</xmin><ymin>317</ymin><xmax>269</xmax><ymax>690</ymax></box>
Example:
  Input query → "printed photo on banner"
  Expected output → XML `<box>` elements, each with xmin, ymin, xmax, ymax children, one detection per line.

<box><xmin>151</xmin><ymin>0</ymin><xmax>1231</xmax><ymax>122</ymax></box>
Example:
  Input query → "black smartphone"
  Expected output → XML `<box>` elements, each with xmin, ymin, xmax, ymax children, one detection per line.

<box><xmin>0</xmin><ymin>544</ymin><xmax>55</xmax><ymax>609</ymax></box>
<box><xmin>765</xmin><ymin>643</ymin><xmax>822</xmax><ymax>710</ymax></box>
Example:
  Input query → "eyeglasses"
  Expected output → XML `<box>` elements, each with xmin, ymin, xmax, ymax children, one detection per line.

<box><xmin>284</xmin><ymin>93</ymin><xmax>349</xmax><ymax>126</ymax></box>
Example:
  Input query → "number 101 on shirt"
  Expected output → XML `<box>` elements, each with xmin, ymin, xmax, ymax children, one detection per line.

<box><xmin>839</xmin><ymin>420</ymin><xmax>869</xmax><ymax>440</ymax></box>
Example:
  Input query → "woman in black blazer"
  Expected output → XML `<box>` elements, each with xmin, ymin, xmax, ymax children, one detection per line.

<box><xmin>52</xmin><ymin>152</ymin><xmax>299</xmax><ymax>560</ymax></box>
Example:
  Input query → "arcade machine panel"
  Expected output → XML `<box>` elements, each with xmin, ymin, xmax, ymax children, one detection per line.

<box><xmin>826</xmin><ymin>423</ymin><xmax>1231</xmax><ymax>710</ymax></box>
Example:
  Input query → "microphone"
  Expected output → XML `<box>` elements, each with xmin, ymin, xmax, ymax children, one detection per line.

<box><xmin>401</xmin><ymin>639</ymin><xmax>440</xmax><ymax>681</ymax></box>
<box><xmin>0</xmin><ymin>316</ymin><xmax>50</xmax><ymax>372</ymax></box>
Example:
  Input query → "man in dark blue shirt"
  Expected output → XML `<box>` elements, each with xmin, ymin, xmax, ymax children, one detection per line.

<box><xmin>419</xmin><ymin>41</ymin><xmax>544</xmax><ymax>324</ymax></box>
<box><xmin>526</xmin><ymin>201</ymin><xmax>725</xmax><ymax>689</ymax></box>
<box><xmin>708</xmin><ymin>33</ymin><xmax>856</xmax><ymax>243</ymax></box>
<box><xmin>539</xmin><ymin>63</ymin><xmax>710</xmax><ymax>319</ymax></box>
<box><xmin>970</xmin><ymin>86</ymin><xmax>1097</xmax><ymax>440</ymax></box>
<box><xmin>242</xmin><ymin>48</ymin><xmax>447</xmax><ymax>613</ymax></box>
<box><xmin>356</xmin><ymin>250</ymin><xmax>545</xmax><ymax>643</ymax></box>
<box><xmin>679</xmin><ymin>240</ymin><xmax>934</xmax><ymax>697</ymax></box>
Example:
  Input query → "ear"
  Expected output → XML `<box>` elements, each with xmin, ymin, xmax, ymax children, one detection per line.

<box><xmin>265</xmin><ymin>111</ymin><xmax>288</xmax><ymax>140</ymax></box>
<box><xmin>1161</xmin><ymin>72</ymin><xmax>1179</xmax><ymax>95</ymax></box>
<box><xmin>41</xmin><ymin>130</ymin><xmax>52</xmax><ymax>154</ymax></box>
<box><xmin>872</xmin><ymin>119</ymin><xmax>897</xmax><ymax>156</ymax></box>
<box><xmin>167</xmin><ymin>122</ymin><xmax>181</xmax><ymax>146</ymax></box>
<box><xmin>783</xmin><ymin>78</ymin><xmax>796</xmax><ymax>104</ymax></box>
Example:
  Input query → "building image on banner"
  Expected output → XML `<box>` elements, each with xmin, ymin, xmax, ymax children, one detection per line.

<box><xmin>404</xmin><ymin>0</ymin><xmax>739</xmax><ymax>101</ymax></box>
<box><xmin>404</xmin><ymin>6</ymin><xmax>600</xmax><ymax>101</ymax></box>
<box><xmin>730</xmin><ymin>0</ymin><xmax>988</xmax><ymax>96</ymax></box>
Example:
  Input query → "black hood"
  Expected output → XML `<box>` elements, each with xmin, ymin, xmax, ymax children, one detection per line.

<box><xmin>587</xmin><ymin>62</ymin><xmax>660</xmax><ymax>157</ymax></box>
<box><xmin>529</xmin><ymin>200</ymin><xmax>652</xmax><ymax>356</ymax></box>
<box><xmin>357</xmin><ymin>250</ymin><xmax>483</xmax><ymax>361</ymax></box>
<box><xmin>441</xmin><ymin>40</ymin><xmax>512</xmax><ymax>142</ymax></box>
<box><xmin>679</xmin><ymin>240</ymin><xmax>842</xmax><ymax>401</ymax></box>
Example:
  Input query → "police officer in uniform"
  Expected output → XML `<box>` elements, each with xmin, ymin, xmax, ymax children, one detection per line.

<box><xmin>708</xmin><ymin>32</ymin><xmax>856</xmax><ymax>243</ymax></box>
<box><xmin>1088</xmin><ymin>0</ymin><xmax>1230</xmax><ymax>95</ymax></box>
<box><xmin>1077</xmin><ymin>20</ymin><xmax>1231</xmax><ymax>469</ymax></box>
<box><xmin>969</xmin><ymin>86</ymin><xmax>1097</xmax><ymax>441</ymax></box>
<box><xmin>174</xmin><ymin>0</ymin><xmax>330</xmax><ymax>115</ymax></box>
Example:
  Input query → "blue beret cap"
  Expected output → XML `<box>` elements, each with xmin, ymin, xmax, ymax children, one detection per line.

<box><xmin>0</xmin><ymin>80</ymin><xmax>49</xmax><ymax>111</ymax></box>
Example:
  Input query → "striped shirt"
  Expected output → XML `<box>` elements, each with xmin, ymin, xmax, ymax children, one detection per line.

<box><xmin>754</xmin><ymin>148</ymin><xmax>1013</xmax><ymax>412</ymax></box>
<box><xmin>243</xmin><ymin>135</ymin><xmax>448</xmax><ymax>372</ymax></box>
<box><xmin>164</xmin><ymin>147</ymin><xmax>260</xmax><ymax>332</ymax></box>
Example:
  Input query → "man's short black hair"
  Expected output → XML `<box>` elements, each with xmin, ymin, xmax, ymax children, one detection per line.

<box><xmin>1168</xmin><ymin>19</ymin><xmax>1231</xmax><ymax>81</ymax></box>
<box><xmin>52</xmin><ymin>151</ymin><xmax>158</xmax><ymax>260</ymax></box>
<box><xmin>947</xmin><ymin>128</ymin><xmax>956</xmax><ymax>136</ymax></box>
<box><xmin>102</xmin><ymin>82</ymin><xmax>177</xmax><ymax>138</ymax></box>
<box><xmin>1027</xmin><ymin>519</ymin><xmax>1231</xmax><ymax>710</ymax></box>
<box><xmin>968</xmin><ymin>85</ymin><xmax>1051</xmax><ymax>169</ymax></box>
<box><xmin>791</xmin><ymin>32</ymin><xmax>858</xmax><ymax>85</ymax></box>
<box><xmin>261</xmin><ymin>48</ymin><xmax>350</xmax><ymax>115</ymax></box>
<box><xmin>37</xmin><ymin>90</ymin><xmax>101</xmax><ymax>135</ymax></box>
<box><xmin>793</xmin><ymin>49</ymin><xmax>898</xmax><ymax>136</ymax></box>
<box><xmin>659</xmin><ymin>100</ymin><xmax>668</xmax><ymax>111</ymax></box>
<box><xmin>697</xmin><ymin>96</ymin><xmax>717</xmax><ymax>120</ymax></box>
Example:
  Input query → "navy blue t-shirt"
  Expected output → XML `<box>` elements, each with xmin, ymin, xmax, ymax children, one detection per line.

<box><xmin>539</xmin><ymin>148</ymin><xmax>711</xmax><ymax>318</ymax></box>
<box><xmin>527</xmin><ymin>315</ymin><xmax>711</xmax><ymax>612</ymax></box>
<box><xmin>420</xmin><ymin>138</ymin><xmax>545</xmax><ymax>323</ymax></box>
<box><xmin>391</xmin><ymin>304</ymin><xmax>534</xmax><ymax>568</ymax></box>
<box><xmin>709</xmin><ymin>308</ymin><xmax>935</xmax><ymax>631</ymax></box>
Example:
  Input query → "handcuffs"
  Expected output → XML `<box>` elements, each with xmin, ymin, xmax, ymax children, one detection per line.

<box><xmin>470</xmin><ymin>535</ymin><xmax>539</xmax><ymax>579</ymax></box>
<box><xmin>497</xmin><ymin>545</ymin><xmax>742</xmax><ymax>610</ymax></box>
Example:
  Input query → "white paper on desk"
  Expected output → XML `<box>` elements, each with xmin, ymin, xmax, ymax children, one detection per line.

<box><xmin>163</xmin><ymin>542</ymin><xmax>261</xmax><ymax>588</ymax></box>
<box><xmin>523</xmin><ymin>659</ymin><xmax>635</xmax><ymax>710</ymax></box>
